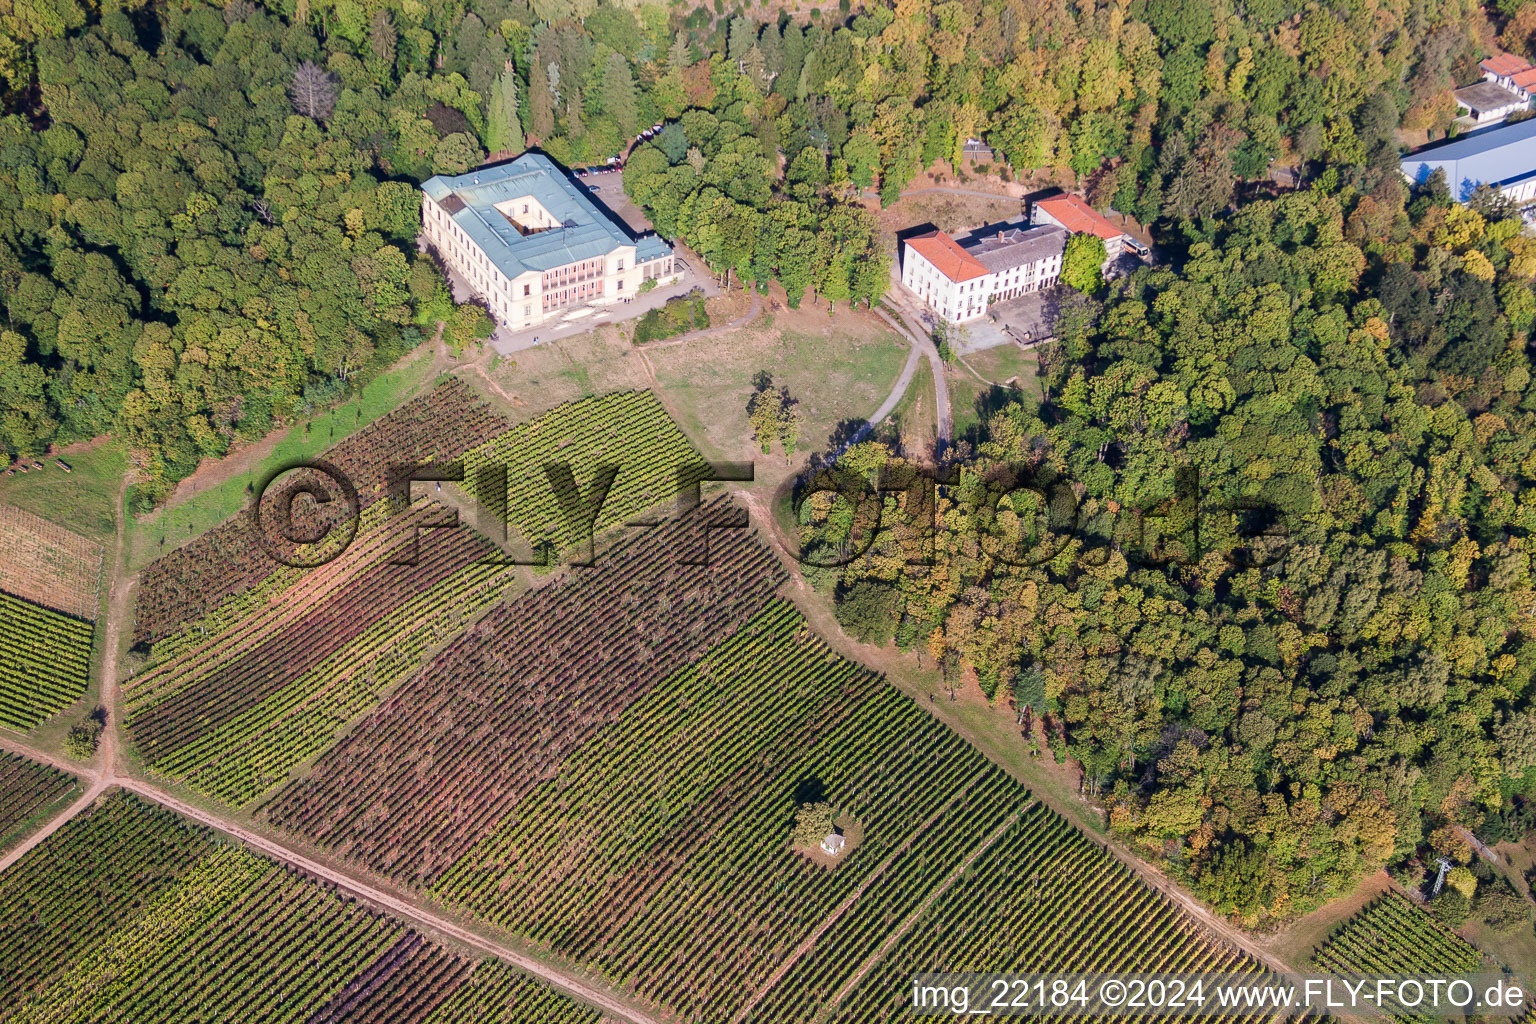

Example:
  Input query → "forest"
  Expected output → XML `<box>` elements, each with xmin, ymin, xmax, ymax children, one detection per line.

<box><xmin>0</xmin><ymin>0</ymin><xmax>1504</xmax><ymax>499</ymax></box>
<box><xmin>809</xmin><ymin>174</ymin><xmax>1536</xmax><ymax>926</ymax></box>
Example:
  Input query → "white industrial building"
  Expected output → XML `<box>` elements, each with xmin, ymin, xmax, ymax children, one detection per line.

<box><xmin>1400</xmin><ymin>116</ymin><xmax>1536</xmax><ymax>205</ymax></box>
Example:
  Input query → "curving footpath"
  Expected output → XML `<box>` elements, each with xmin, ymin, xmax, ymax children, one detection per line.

<box><xmin>873</xmin><ymin>303</ymin><xmax>953</xmax><ymax>445</ymax></box>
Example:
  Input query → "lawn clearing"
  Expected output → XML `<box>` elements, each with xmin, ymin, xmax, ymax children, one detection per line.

<box><xmin>0</xmin><ymin>440</ymin><xmax>127</xmax><ymax>543</ymax></box>
<box><xmin>948</xmin><ymin>346</ymin><xmax>1040</xmax><ymax>439</ymax></box>
<box><xmin>644</xmin><ymin>304</ymin><xmax>910</xmax><ymax>461</ymax></box>
<box><xmin>478</xmin><ymin>327</ymin><xmax>654</xmax><ymax>422</ymax></box>
<box><xmin>874</xmin><ymin>190</ymin><xmax>1026</xmax><ymax>237</ymax></box>
<box><xmin>890</xmin><ymin>357</ymin><xmax>938</xmax><ymax>448</ymax></box>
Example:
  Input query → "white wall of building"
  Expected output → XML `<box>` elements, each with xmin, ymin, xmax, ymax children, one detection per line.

<box><xmin>1505</xmin><ymin>174</ymin><xmax>1536</xmax><ymax>204</ymax></box>
<box><xmin>422</xmin><ymin>194</ymin><xmax>681</xmax><ymax>330</ymax></box>
<box><xmin>1484</xmin><ymin>68</ymin><xmax>1535</xmax><ymax>103</ymax></box>
<box><xmin>1460</xmin><ymin>98</ymin><xmax>1525</xmax><ymax>125</ymax></box>
<box><xmin>900</xmin><ymin>249</ymin><xmax>990</xmax><ymax>323</ymax></box>
<box><xmin>989</xmin><ymin>252</ymin><xmax>1063</xmax><ymax>300</ymax></box>
<box><xmin>901</xmin><ymin>248</ymin><xmax>984</xmax><ymax>323</ymax></box>
<box><xmin>900</xmin><ymin>242</ymin><xmax>1062</xmax><ymax>324</ymax></box>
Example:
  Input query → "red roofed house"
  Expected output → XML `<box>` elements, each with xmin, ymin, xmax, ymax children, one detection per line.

<box><xmin>1030</xmin><ymin>194</ymin><xmax>1132</xmax><ymax>264</ymax></box>
<box><xmin>1483</xmin><ymin>53</ymin><xmax>1536</xmax><ymax>91</ymax></box>
<box><xmin>900</xmin><ymin>223</ymin><xmax>1067</xmax><ymax>323</ymax></box>
<box><xmin>901</xmin><ymin>229</ymin><xmax>993</xmax><ymax>323</ymax></box>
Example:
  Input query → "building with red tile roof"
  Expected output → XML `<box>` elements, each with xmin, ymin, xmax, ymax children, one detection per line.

<box><xmin>1031</xmin><ymin>194</ymin><xmax>1128</xmax><ymax>248</ymax></box>
<box><xmin>904</xmin><ymin>229</ymin><xmax>990</xmax><ymax>283</ymax></box>
<box><xmin>1482</xmin><ymin>53</ymin><xmax>1530</xmax><ymax>78</ymax></box>
<box><xmin>1467</xmin><ymin>53</ymin><xmax>1536</xmax><ymax>126</ymax></box>
<box><xmin>900</xmin><ymin>224</ymin><xmax>1066</xmax><ymax>323</ymax></box>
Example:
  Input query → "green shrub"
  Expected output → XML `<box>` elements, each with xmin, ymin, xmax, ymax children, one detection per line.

<box><xmin>65</xmin><ymin>713</ymin><xmax>103</xmax><ymax>760</ymax></box>
<box><xmin>790</xmin><ymin>802</ymin><xmax>838</xmax><ymax>848</ymax></box>
<box><xmin>633</xmin><ymin>291</ymin><xmax>711</xmax><ymax>344</ymax></box>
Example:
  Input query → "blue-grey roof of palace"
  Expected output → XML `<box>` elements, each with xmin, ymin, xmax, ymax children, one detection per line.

<box><xmin>422</xmin><ymin>152</ymin><xmax>671</xmax><ymax>277</ymax></box>
<box><xmin>1400</xmin><ymin>118</ymin><xmax>1536</xmax><ymax>200</ymax></box>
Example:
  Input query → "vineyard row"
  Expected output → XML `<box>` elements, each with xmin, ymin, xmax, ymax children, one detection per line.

<box><xmin>0</xmin><ymin>790</ymin><xmax>613</xmax><ymax>1024</ymax></box>
<box><xmin>0</xmin><ymin>589</ymin><xmax>94</xmax><ymax>731</ymax></box>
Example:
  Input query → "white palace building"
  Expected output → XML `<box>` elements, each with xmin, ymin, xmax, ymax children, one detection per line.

<box><xmin>421</xmin><ymin>152</ymin><xmax>681</xmax><ymax>331</ymax></box>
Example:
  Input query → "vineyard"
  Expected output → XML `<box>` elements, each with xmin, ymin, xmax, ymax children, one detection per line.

<box><xmin>458</xmin><ymin>389</ymin><xmax>711</xmax><ymax>556</ymax></box>
<box><xmin>0</xmin><ymin>753</ymin><xmax>76</xmax><ymax>851</ymax></box>
<box><xmin>50</xmin><ymin>377</ymin><xmax>1299</xmax><ymax>1023</ymax></box>
<box><xmin>261</xmin><ymin>495</ymin><xmax>787</xmax><ymax>880</ymax></box>
<box><xmin>0</xmin><ymin>590</ymin><xmax>94</xmax><ymax>730</ymax></box>
<box><xmin>1312</xmin><ymin>893</ymin><xmax>1484</xmax><ymax>1023</ymax></box>
<box><xmin>417</xmin><ymin>961</ymin><xmax>603</xmax><ymax>1024</ymax></box>
<box><xmin>131</xmin><ymin>378</ymin><xmax>510</xmax><ymax>647</ymax></box>
<box><xmin>0</xmin><ymin>792</ymin><xmax>215</xmax><ymax>1005</ymax></box>
<box><xmin>268</xmin><ymin>931</ymin><xmax>604</xmax><ymax>1024</ymax></box>
<box><xmin>124</xmin><ymin>388</ymin><xmax>714</xmax><ymax>805</ymax></box>
<box><xmin>0</xmin><ymin>505</ymin><xmax>102</xmax><ymax>620</ymax></box>
<box><xmin>0</xmin><ymin>790</ymin><xmax>604</xmax><ymax>1024</ymax></box>
<box><xmin>823</xmin><ymin>803</ymin><xmax>1268</xmax><ymax>1023</ymax></box>
<box><xmin>123</xmin><ymin>500</ymin><xmax>522</xmax><ymax>805</ymax></box>
<box><xmin>247</xmin><ymin>487</ymin><xmax>1278</xmax><ymax>1024</ymax></box>
<box><xmin>417</xmin><ymin>597</ymin><xmax>1270</xmax><ymax>1023</ymax></box>
<box><xmin>131</xmin><ymin>386</ymin><xmax>704</xmax><ymax>647</ymax></box>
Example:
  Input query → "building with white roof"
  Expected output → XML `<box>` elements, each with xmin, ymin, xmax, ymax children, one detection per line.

<box><xmin>420</xmin><ymin>152</ymin><xmax>680</xmax><ymax>330</ymax></box>
<box><xmin>1455</xmin><ymin>80</ymin><xmax>1529</xmax><ymax>127</ymax></box>
<box><xmin>1400</xmin><ymin>116</ymin><xmax>1536</xmax><ymax>204</ymax></box>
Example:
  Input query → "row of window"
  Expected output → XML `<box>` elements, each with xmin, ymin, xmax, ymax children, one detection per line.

<box><xmin>908</xmin><ymin>255</ymin><xmax>1060</xmax><ymax>296</ymax></box>
<box><xmin>544</xmin><ymin>257</ymin><xmax>609</xmax><ymax>288</ymax></box>
<box><xmin>431</xmin><ymin>199</ymin><xmax>689</xmax><ymax>327</ymax></box>
<box><xmin>544</xmin><ymin>279</ymin><xmax>605</xmax><ymax>310</ymax></box>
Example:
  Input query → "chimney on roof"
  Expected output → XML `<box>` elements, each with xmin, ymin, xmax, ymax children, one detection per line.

<box><xmin>997</xmin><ymin>231</ymin><xmax>1004</xmax><ymax>243</ymax></box>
